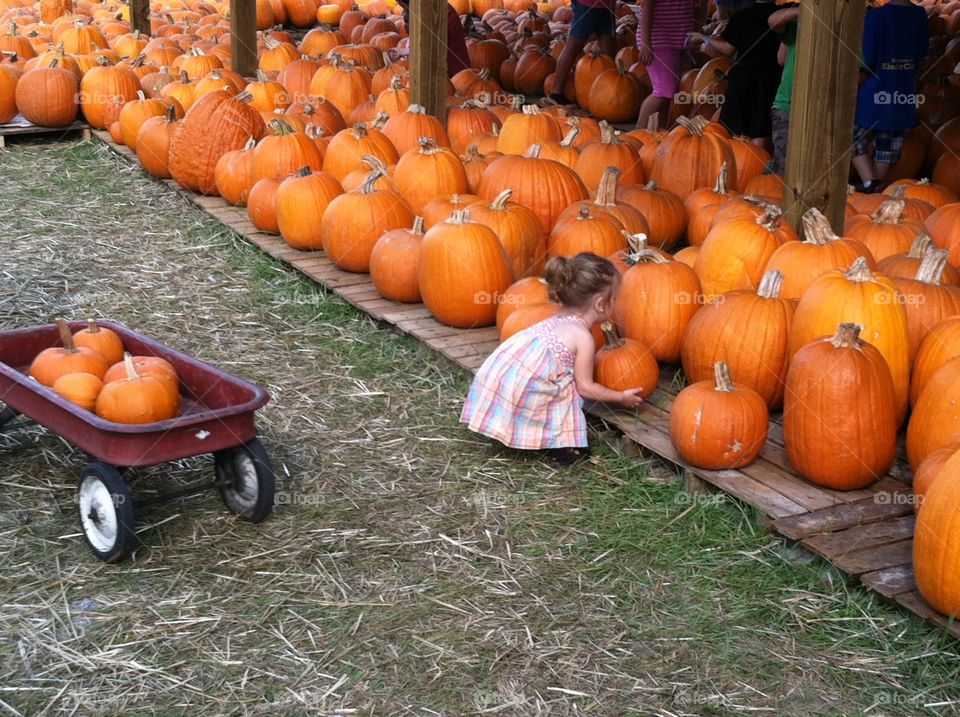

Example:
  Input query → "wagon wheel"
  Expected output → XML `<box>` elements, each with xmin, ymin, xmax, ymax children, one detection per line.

<box><xmin>76</xmin><ymin>462</ymin><xmax>136</xmax><ymax>563</ymax></box>
<box><xmin>214</xmin><ymin>437</ymin><xmax>275</xmax><ymax>524</ymax></box>
<box><xmin>0</xmin><ymin>403</ymin><xmax>18</xmax><ymax>427</ymax></box>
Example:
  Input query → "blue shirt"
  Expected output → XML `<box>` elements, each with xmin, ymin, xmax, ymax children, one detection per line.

<box><xmin>855</xmin><ymin>4</ymin><xmax>928</xmax><ymax>131</ymax></box>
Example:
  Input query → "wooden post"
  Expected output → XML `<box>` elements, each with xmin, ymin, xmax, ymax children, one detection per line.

<box><xmin>409</xmin><ymin>0</ymin><xmax>448</xmax><ymax>122</ymax></box>
<box><xmin>130</xmin><ymin>0</ymin><xmax>149</xmax><ymax>36</ymax></box>
<box><xmin>230</xmin><ymin>0</ymin><xmax>258</xmax><ymax>79</ymax></box>
<box><xmin>782</xmin><ymin>0</ymin><xmax>867</xmax><ymax>233</ymax></box>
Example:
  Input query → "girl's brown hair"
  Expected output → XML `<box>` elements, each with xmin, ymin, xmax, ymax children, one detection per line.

<box><xmin>544</xmin><ymin>253</ymin><xmax>619</xmax><ymax>308</ymax></box>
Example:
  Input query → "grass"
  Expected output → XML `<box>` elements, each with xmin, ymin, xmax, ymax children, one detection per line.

<box><xmin>0</xmin><ymin>138</ymin><xmax>959</xmax><ymax>715</ymax></box>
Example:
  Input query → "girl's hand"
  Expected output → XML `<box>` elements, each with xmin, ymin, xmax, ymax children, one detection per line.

<box><xmin>620</xmin><ymin>388</ymin><xmax>646</xmax><ymax>408</ymax></box>
<box><xmin>638</xmin><ymin>43</ymin><xmax>654</xmax><ymax>65</ymax></box>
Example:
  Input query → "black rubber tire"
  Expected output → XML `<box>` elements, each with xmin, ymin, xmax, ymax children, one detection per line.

<box><xmin>0</xmin><ymin>404</ymin><xmax>19</xmax><ymax>427</ymax></box>
<box><xmin>76</xmin><ymin>461</ymin><xmax>136</xmax><ymax>563</ymax></box>
<box><xmin>214</xmin><ymin>437</ymin><xmax>275</xmax><ymax>523</ymax></box>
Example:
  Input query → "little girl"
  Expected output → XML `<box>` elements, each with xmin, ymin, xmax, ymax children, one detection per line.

<box><xmin>461</xmin><ymin>253</ymin><xmax>646</xmax><ymax>467</ymax></box>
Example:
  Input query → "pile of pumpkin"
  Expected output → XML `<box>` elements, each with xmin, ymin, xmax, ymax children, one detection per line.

<box><xmin>28</xmin><ymin>319</ymin><xmax>181</xmax><ymax>423</ymax></box>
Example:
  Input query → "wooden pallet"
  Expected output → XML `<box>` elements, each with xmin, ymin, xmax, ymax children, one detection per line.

<box><xmin>0</xmin><ymin>115</ymin><xmax>90</xmax><ymax>148</ymax></box>
<box><xmin>88</xmin><ymin>129</ymin><xmax>959</xmax><ymax>639</ymax></box>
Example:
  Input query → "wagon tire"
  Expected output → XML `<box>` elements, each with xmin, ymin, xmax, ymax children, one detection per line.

<box><xmin>215</xmin><ymin>437</ymin><xmax>275</xmax><ymax>523</ymax></box>
<box><xmin>76</xmin><ymin>462</ymin><xmax>136</xmax><ymax>563</ymax></box>
<box><xmin>0</xmin><ymin>403</ymin><xmax>18</xmax><ymax>427</ymax></box>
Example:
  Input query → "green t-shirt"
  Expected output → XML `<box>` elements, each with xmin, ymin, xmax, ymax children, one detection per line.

<box><xmin>772</xmin><ymin>21</ymin><xmax>796</xmax><ymax>112</ymax></box>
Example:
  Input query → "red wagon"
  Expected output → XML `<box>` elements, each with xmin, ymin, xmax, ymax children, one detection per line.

<box><xmin>0</xmin><ymin>321</ymin><xmax>275</xmax><ymax>562</ymax></box>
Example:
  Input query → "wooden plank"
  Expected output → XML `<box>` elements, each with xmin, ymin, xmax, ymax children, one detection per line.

<box><xmin>230</xmin><ymin>0</ymin><xmax>258</xmax><ymax>78</ymax></box>
<box><xmin>439</xmin><ymin>340</ymin><xmax>501</xmax><ymax>360</ymax></box>
<box><xmin>893</xmin><ymin>591</ymin><xmax>960</xmax><ymax>638</ymax></box>
<box><xmin>782</xmin><ymin>0</ymin><xmax>866</xmax><ymax>231</ymax></box>
<box><xmin>382</xmin><ymin>306</ymin><xmax>435</xmax><ymax>322</ymax></box>
<box><xmin>861</xmin><ymin>564</ymin><xmax>916</xmax><ymax>598</ymax></box>
<box><xmin>774</xmin><ymin>496</ymin><xmax>915</xmax><ymax>540</ymax></box>
<box><xmin>803</xmin><ymin>514</ymin><xmax>915</xmax><ymax>556</ymax></box>
<box><xmin>427</xmin><ymin>330</ymin><xmax>499</xmax><ymax>348</ymax></box>
<box><xmin>409</xmin><ymin>0</ymin><xmax>448</xmax><ymax>121</ymax></box>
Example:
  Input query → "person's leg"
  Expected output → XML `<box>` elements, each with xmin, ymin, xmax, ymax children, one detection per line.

<box><xmin>770</xmin><ymin>108</ymin><xmax>789</xmax><ymax>175</ymax></box>
<box><xmin>850</xmin><ymin>125</ymin><xmax>876</xmax><ymax>186</ymax></box>
<box><xmin>872</xmin><ymin>130</ymin><xmax>902</xmax><ymax>183</ymax></box>
<box><xmin>636</xmin><ymin>47</ymin><xmax>682</xmax><ymax>129</ymax></box>
<box><xmin>595</xmin><ymin>7</ymin><xmax>616</xmax><ymax>58</ymax></box>
<box><xmin>636</xmin><ymin>94</ymin><xmax>670</xmax><ymax>129</ymax></box>
<box><xmin>551</xmin><ymin>36</ymin><xmax>587</xmax><ymax>102</ymax></box>
<box><xmin>597</xmin><ymin>31</ymin><xmax>616</xmax><ymax>58</ymax></box>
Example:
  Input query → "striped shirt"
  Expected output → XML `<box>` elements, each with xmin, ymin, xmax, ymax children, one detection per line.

<box><xmin>637</xmin><ymin>0</ymin><xmax>697</xmax><ymax>49</ymax></box>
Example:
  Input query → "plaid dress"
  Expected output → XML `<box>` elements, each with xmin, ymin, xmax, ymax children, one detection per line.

<box><xmin>461</xmin><ymin>313</ymin><xmax>589</xmax><ymax>449</ymax></box>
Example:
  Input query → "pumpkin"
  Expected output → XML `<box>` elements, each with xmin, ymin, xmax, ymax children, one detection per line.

<box><xmin>321</xmin><ymin>123</ymin><xmax>398</xmax><ymax>182</ymax></box>
<box><xmin>924</xmin><ymin>202</ymin><xmax>960</xmax><ymax>266</ymax></box>
<box><xmin>615</xmin><ymin>181</ymin><xmax>687</xmax><ymax>250</ymax></box>
<box><xmin>214</xmin><ymin>137</ymin><xmax>257</xmax><ymax>206</ymax></box>
<box><xmin>14</xmin><ymin>59</ymin><xmax>78</xmax><ymax>126</ymax></box>
<box><xmin>684</xmin><ymin>162</ymin><xmax>735</xmax><ymax>246</ymax></box>
<box><xmin>370</xmin><ymin>216</ymin><xmax>425</xmax><ymax>303</ymax></box>
<box><xmin>52</xmin><ymin>372</ymin><xmax>103</xmax><ymax>412</ymax></box>
<box><xmin>252</xmin><ymin>118</ymin><xmax>324</xmax><ymax>182</ymax></box>
<box><xmin>102</xmin><ymin>355</ymin><xmax>178</xmax><ymax>403</ymax></box>
<box><xmin>259</xmin><ymin>34</ymin><xmax>300</xmax><ymax>74</ymax></box>
<box><xmin>728</xmin><ymin>137</ymin><xmax>771</xmax><ymax>193</ymax></box>
<box><xmin>845</xmin><ymin>198</ymin><xmax>928</xmax><ymax>261</ymax></box>
<box><xmin>392</xmin><ymin>137</ymin><xmax>468</xmax><ymax>215</ymax></box>
<box><xmin>649</xmin><ymin>116</ymin><xmax>737</xmax><ymax>201</ymax></box>
<box><xmin>574</xmin><ymin>50</ymin><xmax>614</xmax><ymax>108</ymax></box>
<box><xmin>594</xmin><ymin>322</ymin><xmax>658</xmax><ymax>395</ymax></box>
<box><xmin>168</xmin><ymin>90</ymin><xmax>267</xmax><ymax>195</ymax></box>
<box><xmin>320</xmin><ymin>168</ymin><xmax>414</xmax><ymax>272</ymax></box>
<box><xmin>73</xmin><ymin>319</ymin><xmax>123</xmax><ymax>365</ymax></box>
<box><xmin>680</xmin><ymin>269</ymin><xmax>794</xmax><ymax>410</ymax></box>
<box><xmin>421</xmin><ymin>194</ymin><xmax>480</xmax><ymax>229</ymax></box>
<box><xmin>496</xmin><ymin>104</ymin><xmax>561</xmax><ymax>155</ymax></box>
<box><xmin>382</xmin><ymin>102</ymin><xmax>450</xmax><ymax>155</ymax></box>
<box><xmin>447</xmin><ymin>100</ymin><xmax>500</xmax><ymax>154</ymax></box>
<box><xmin>0</xmin><ymin>62</ymin><xmax>17</xmax><ymax>125</ymax></box>
<box><xmin>907</xmin><ymin>356</ymin><xmax>960</xmax><ymax>469</ymax></box>
<box><xmin>587</xmin><ymin>59</ymin><xmax>642</xmax><ymax>124</ymax></box>
<box><xmin>537</xmin><ymin>126</ymin><xmax>581</xmax><ymax>168</ymax></box>
<box><xmin>547</xmin><ymin>206</ymin><xmax>626</xmax><ymax>259</ymax></box>
<box><xmin>95</xmin><ymin>353</ymin><xmax>179</xmax><ymax>424</ymax></box>
<box><xmin>913</xmin><ymin>449</ymin><xmax>960</xmax><ymax>616</ymax></box>
<box><xmin>466</xmin><ymin>189</ymin><xmax>545</xmax><ymax>279</ymax></box>
<box><xmin>573</xmin><ymin>121</ymin><xmax>644</xmax><ymax>193</ymax></box>
<box><xmin>477</xmin><ymin>144</ymin><xmax>588</xmax><ymax>234</ymax></box>
<box><xmin>790</xmin><ymin>257</ymin><xmax>910</xmax><ymax>423</ymax></box>
<box><xmin>276</xmin><ymin>165</ymin><xmax>344</xmax><ymax>250</ymax></box>
<box><xmin>495</xmin><ymin>276</ymin><xmax>553</xmax><ymax>330</ymax></box>
<box><xmin>310</xmin><ymin>57</ymin><xmax>371</xmax><ymax>120</ymax></box>
<box><xmin>669</xmin><ymin>362</ymin><xmax>769</xmax><ymax>470</ymax></box>
<box><xmin>461</xmin><ymin>143</ymin><xmax>498</xmax><ymax>194</ymax></box>
<box><xmin>78</xmin><ymin>59</ymin><xmax>140</xmax><ymax>129</ymax></box>
<box><xmin>513</xmin><ymin>46</ymin><xmax>555</xmax><ymax>97</ymax></box>
<box><xmin>913</xmin><ymin>444</ymin><xmax>958</xmax><ymax>512</ymax></box>
<box><xmin>694</xmin><ymin>205</ymin><xmax>797</xmax><ymax>299</ymax></box>
<box><xmin>118</xmin><ymin>91</ymin><xmax>178</xmax><ymax>149</ymax></box>
<box><xmin>911</xmin><ymin>316</ymin><xmax>960</xmax><ymax>406</ymax></box>
<box><xmin>877</xmin><ymin>234</ymin><xmax>960</xmax><ymax>286</ymax></box>
<box><xmin>418</xmin><ymin>210</ymin><xmax>514</xmax><ymax>328</ymax></box>
<box><xmin>247</xmin><ymin>177</ymin><xmax>282</xmax><ymax>233</ymax></box>
<box><xmin>136</xmin><ymin>103</ymin><xmax>181</xmax><ymax>179</ymax></box>
<box><xmin>762</xmin><ymin>208</ymin><xmax>875</xmax><ymax>301</ymax></box>
<box><xmin>565</xmin><ymin>167</ymin><xmax>650</xmax><ymax>236</ymax></box>
<box><xmin>890</xmin><ymin>247</ymin><xmax>960</xmax><ymax>359</ymax></box>
<box><xmin>885</xmin><ymin>178</ymin><xmax>957</xmax><ymax>208</ymax></box>
<box><xmin>499</xmin><ymin>302</ymin><xmax>561</xmax><ymax>341</ymax></box>
<box><xmin>615</xmin><ymin>249</ymin><xmax>701</xmax><ymax>363</ymax></box>
<box><xmin>29</xmin><ymin>319</ymin><xmax>109</xmax><ymax>387</ymax></box>
<box><xmin>783</xmin><ymin>322</ymin><xmax>897</xmax><ymax>489</ymax></box>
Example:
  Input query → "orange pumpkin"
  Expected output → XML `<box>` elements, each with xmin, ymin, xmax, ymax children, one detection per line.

<box><xmin>594</xmin><ymin>323</ymin><xmax>658</xmax><ymax>395</ymax></box>
<box><xmin>907</xmin><ymin>355</ymin><xmax>960</xmax><ymax>469</ymax></box>
<box><xmin>29</xmin><ymin>319</ymin><xmax>109</xmax><ymax>387</ymax></box>
<box><xmin>649</xmin><ymin>116</ymin><xmax>737</xmax><ymax>201</ymax></box>
<box><xmin>52</xmin><ymin>372</ymin><xmax>103</xmax><ymax>412</ymax></box>
<box><xmin>73</xmin><ymin>319</ymin><xmax>123</xmax><ymax>365</ymax></box>
<box><xmin>392</xmin><ymin>137</ymin><xmax>468</xmax><ymax>215</ymax></box>
<box><xmin>369</xmin><ymin>216</ymin><xmax>426</xmax><ymax>303</ymax></box>
<box><xmin>276</xmin><ymin>166</ymin><xmax>344</xmax><ymax>250</ymax></box>
<box><xmin>95</xmin><ymin>353</ymin><xmax>179</xmax><ymax>424</ymax></box>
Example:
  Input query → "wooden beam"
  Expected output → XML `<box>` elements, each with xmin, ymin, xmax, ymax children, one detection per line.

<box><xmin>230</xmin><ymin>0</ymin><xmax>258</xmax><ymax>79</ymax></box>
<box><xmin>409</xmin><ymin>0</ymin><xmax>448</xmax><ymax>122</ymax></box>
<box><xmin>782</xmin><ymin>0</ymin><xmax>866</xmax><ymax>233</ymax></box>
<box><xmin>129</xmin><ymin>0</ymin><xmax>149</xmax><ymax>36</ymax></box>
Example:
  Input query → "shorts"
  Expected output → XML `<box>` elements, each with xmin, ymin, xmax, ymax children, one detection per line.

<box><xmin>852</xmin><ymin>125</ymin><xmax>904</xmax><ymax>164</ymax></box>
<box><xmin>570</xmin><ymin>0</ymin><xmax>614</xmax><ymax>39</ymax></box>
<box><xmin>770</xmin><ymin>108</ymin><xmax>790</xmax><ymax>175</ymax></box>
<box><xmin>648</xmin><ymin>47</ymin><xmax>684</xmax><ymax>98</ymax></box>
<box><xmin>715</xmin><ymin>0</ymin><xmax>755</xmax><ymax>9</ymax></box>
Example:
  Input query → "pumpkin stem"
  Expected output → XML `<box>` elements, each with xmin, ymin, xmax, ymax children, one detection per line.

<box><xmin>55</xmin><ymin>318</ymin><xmax>76</xmax><ymax>352</ymax></box>
<box><xmin>624</xmin><ymin>230</ymin><xmax>648</xmax><ymax>254</ymax></box>
<box><xmin>268</xmin><ymin>118</ymin><xmax>294</xmax><ymax>135</ymax></box>
<box><xmin>713</xmin><ymin>162</ymin><xmax>728</xmax><ymax>194</ymax></box>
<box><xmin>675</xmin><ymin>116</ymin><xmax>702</xmax><ymax>136</ymax></box>
<box><xmin>600</xmin><ymin>322</ymin><xmax>624</xmax><ymax>349</ymax></box>
<box><xmin>351</xmin><ymin>123</ymin><xmax>369</xmax><ymax>139</ymax></box>
<box><xmin>627</xmin><ymin>248</ymin><xmax>670</xmax><ymax>265</ymax></box>
<box><xmin>295</xmin><ymin>165</ymin><xmax>313</xmax><ymax>177</ymax></box>
<box><xmin>595</xmin><ymin>167</ymin><xmax>620</xmax><ymax>207</ymax></box>
<box><xmin>559</xmin><ymin>125</ymin><xmax>580</xmax><ymax>148</ymax></box>
<box><xmin>389</xmin><ymin>73</ymin><xmax>404</xmax><ymax>90</ymax></box>
<box><xmin>757</xmin><ymin>205</ymin><xmax>783</xmax><ymax>231</ymax></box>
<box><xmin>756</xmin><ymin>269</ymin><xmax>784</xmax><ymax>299</ymax></box>
<box><xmin>407</xmin><ymin>103</ymin><xmax>427</xmax><ymax>115</ymax></box>
<box><xmin>122</xmin><ymin>352</ymin><xmax>140</xmax><ymax>381</ymax></box>
<box><xmin>829</xmin><ymin>322</ymin><xmax>864</xmax><ymax>349</ymax></box>
<box><xmin>870</xmin><ymin>199</ymin><xmax>905</xmax><ymax>225</ymax></box>
<box><xmin>889</xmin><ymin>184</ymin><xmax>907</xmax><ymax>201</ymax></box>
<box><xmin>86</xmin><ymin>319</ymin><xmax>100</xmax><ymax>334</ymax></box>
<box><xmin>576</xmin><ymin>206</ymin><xmax>591</xmax><ymax>220</ymax></box>
<box><xmin>235</xmin><ymin>90</ymin><xmax>254</xmax><ymax>103</ymax></box>
<box><xmin>843</xmin><ymin>256</ymin><xmax>875</xmax><ymax>283</ymax></box>
<box><xmin>370</xmin><ymin>111</ymin><xmax>389</xmax><ymax>129</ymax></box>
<box><xmin>800</xmin><ymin>207</ymin><xmax>837</xmax><ymax>245</ymax></box>
<box><xmin>489</xmin><ymin>188</ymin><xmax>513</xmax><ymax>210</ymax></box>
<box><xmin>599</xmin><ymin>121</ymin><xmax>616</xmax><ymax>144</ymax></box>
<box><xmin>906</xmin><ymin>234</ymin><xmax>933</xmax><ymax>258</ymax></box>
<box><xmin>914</xmin><ymin>246</ymin><xmax>949</xmax><ymax>285</ymax></box>
<box><xmin>445</xmin><ymin>209</ymin><xmax>472</xmax><ymax>224</ymax></box>
<box><xmin>411</xmin><ymin>216</ymin><xmax>425</xmax><ymax>234</ymax></box>
<box><xmin>521</xmin><ymin>104</ymin><xmax>541</xmax><ymax>116</ymax></box>
<box><xmin>526</xmin><ymin>144</ymin><xmax>542</xmax><ymax>159</ymax></box>
<box><xmin>417</xmin><ymin>136</ymin><xmax>441</xmax><ymax>153</ymax></box>
<box><xmin>646</xmin><ymin>113</ymin><xmax>659</xmax><ymax>132</ymax></box>
<box><xmin>713</xmin><ymin>362</ymin><xmax>735</xmax><ymax>393</ymax></box>
<box><xmin>360</xmin><ymin>166</ymin><xmax>383</xmax><ymax>194</ymax></box>
<box><xmin>360</xmin><ymin>154</ymin><xmax>388</xmax><ymax>174</ymax></box>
